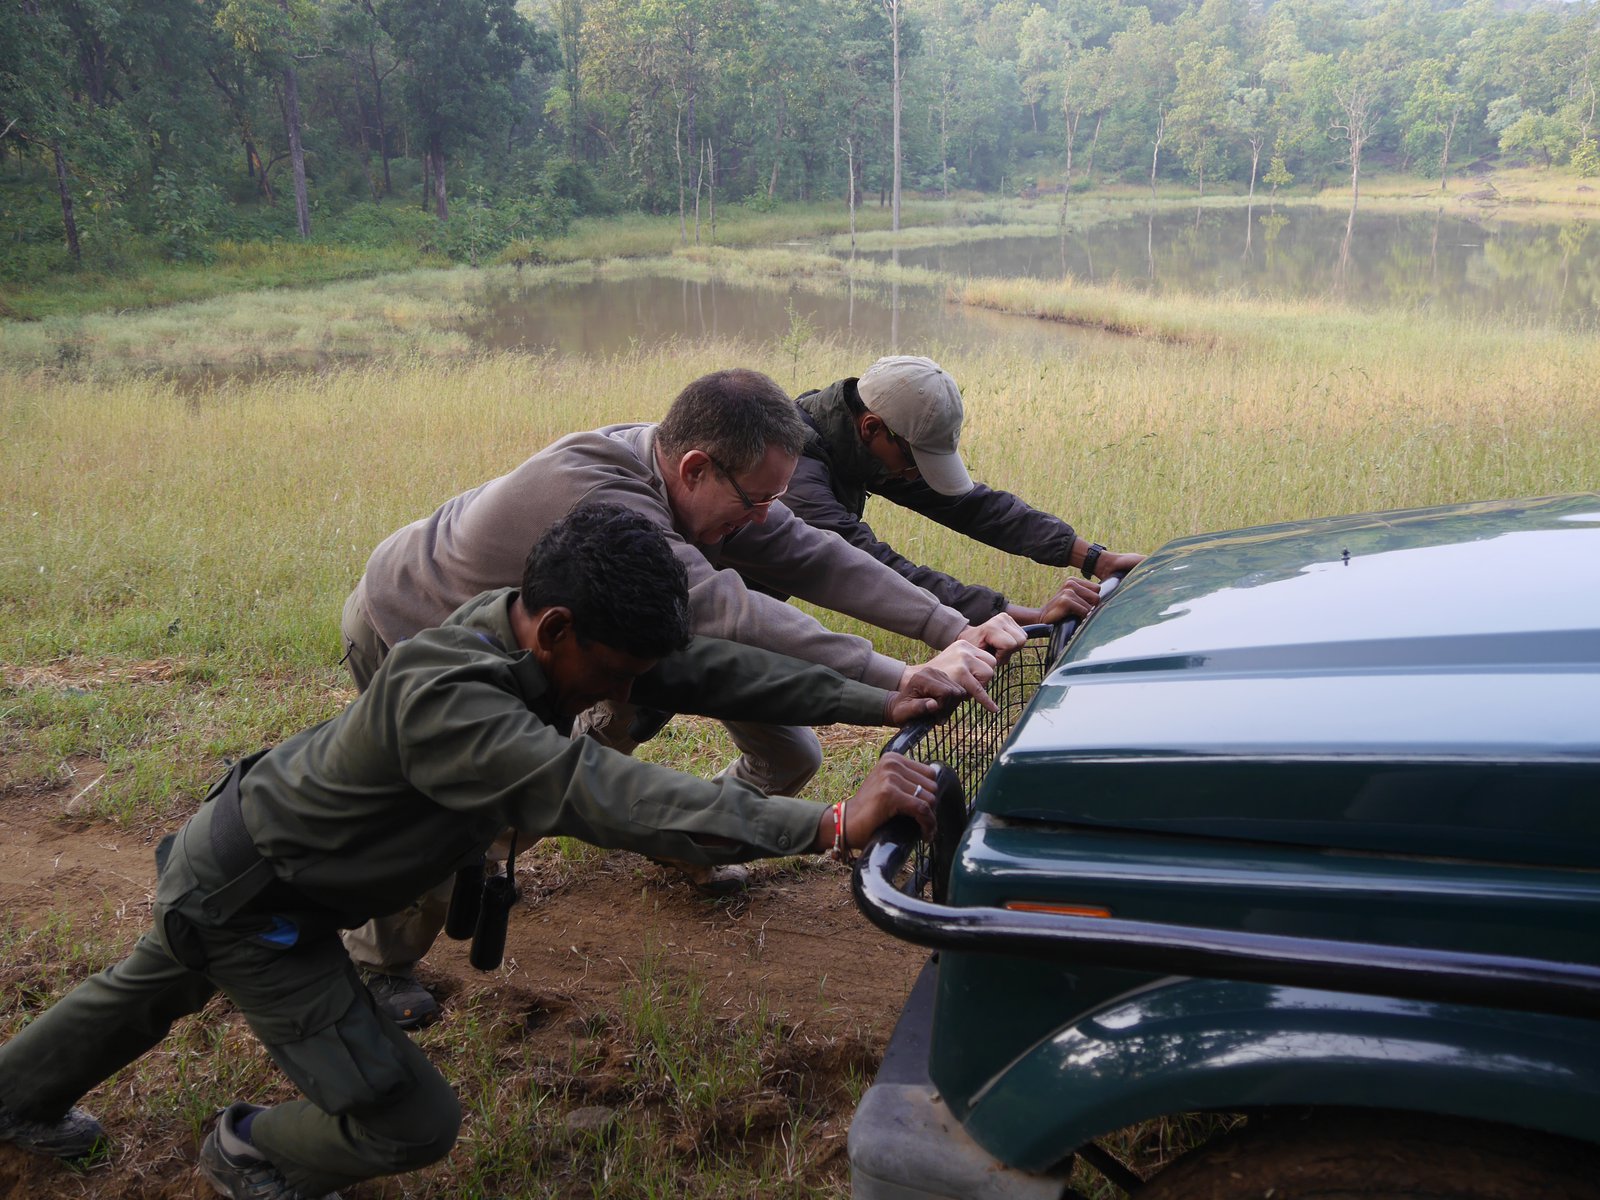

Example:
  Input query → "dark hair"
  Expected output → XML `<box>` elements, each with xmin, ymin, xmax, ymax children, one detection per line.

<box><xmin>655</xmin><ymin>368</ymin><xmax>807</xmax><ymax>472</ymax></box>
<box><xmin>520</xmin><ymin>503</ymin><xmax>691</xmax><ymax>659</ymax></box>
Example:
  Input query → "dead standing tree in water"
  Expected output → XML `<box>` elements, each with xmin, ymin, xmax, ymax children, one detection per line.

<box><xmin>1332</xmin><ymin>77</ymin><xmax>1376</xmax><ymax>284</ymax></box>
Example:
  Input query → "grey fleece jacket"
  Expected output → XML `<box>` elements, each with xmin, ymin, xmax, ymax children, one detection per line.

<box><xmin>354</xmin><ymin>424</ymin><xmax>970</xmax><ymax>689</ymax></box>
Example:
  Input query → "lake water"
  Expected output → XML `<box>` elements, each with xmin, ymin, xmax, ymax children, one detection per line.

<box><xmin>464</xmin><ymin>206</ymin><xmax>1598</xmax><ymax>361</ymax></box>
<box><xmin>465</xmin><ymin>272</ymin><xmax>1113</xmax><ymax>359</ymax></box>
<box><xmin>871</xmin><ymin>207</ymin><xmax>1600</xmax><ymax>328</ymax></box>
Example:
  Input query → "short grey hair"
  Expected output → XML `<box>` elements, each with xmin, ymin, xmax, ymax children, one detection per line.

<box><xmin>656</xmin><ymin>369</ymin><xmax>806</xmax><ymax>471</ymax></box>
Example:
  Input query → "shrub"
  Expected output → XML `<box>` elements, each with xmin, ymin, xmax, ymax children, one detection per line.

<box><xmin>150</xmin><ymin>168</ymin><xmax>226</xmax><ymax>263</ymax></box>
<box><xmin>435</xmin><ymin>187</ymin><xmax>577</xmax><ymax>265</ymax></box>
<box><xmin>1572</xmin><ymin>139</ymin><xmax>1600</xmax><ymax>178</ymax></box>
<box><xmin>322</xmin><ymin>203</ymin><xmax>439</xmax><ymax>250</ymax></box>
<box><xmin>541</xmin><ymin>157</ymin><xmax>608</xmax><ymax>215</ymax></box>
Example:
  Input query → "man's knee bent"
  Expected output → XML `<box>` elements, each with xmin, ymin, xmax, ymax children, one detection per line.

<box><xmin>778</xmin><ymin>732</ymin><xmax>824</xmax><ymax>795</ymax></box>
<box><xmin>723</xmin><ymin>722</ymin><xmax>823</xmax><ymax>797</ymax></box>
<box><xmin>356</xmin><ymin>1070</ymin><xmax>462</xmax><ymax>1171</ymax></box>
<box><xmin>339</xmin><ymin>589</ymin><xmax>387</xmax><ymax>694</ymax></box>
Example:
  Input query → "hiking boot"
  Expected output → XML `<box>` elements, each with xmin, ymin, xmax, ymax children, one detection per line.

<box><xmin>0</xmin><ymin>1101</ymin><xmax>106</xmax><ymax>1158</ymax></box>
<box><xmin>361</xmin><ymin>970</ymin><xmax>439</xmax><ymax>1029</ymax></box>
<box><xmin>655</xmin><ymin>858</ymin><xmax>750</xmax><ymax>897</ymax></box>
<box><xmin>198</xmin><ymin>1104</ymin><xmax>343</xmax><ymax>1200</ymax></box>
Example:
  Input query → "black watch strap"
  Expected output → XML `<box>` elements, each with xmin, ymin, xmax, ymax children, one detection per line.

<box><xmin>1080</xmin><ymin>542</ymin><xmax>1106</xmax><ymax>579</ymax></box>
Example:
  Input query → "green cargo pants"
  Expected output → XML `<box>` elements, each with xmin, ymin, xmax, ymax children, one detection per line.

<box><xmin>0</xmin><ymin>795</ymin><xmax>460</xmax><ymax>1195</ymax></box>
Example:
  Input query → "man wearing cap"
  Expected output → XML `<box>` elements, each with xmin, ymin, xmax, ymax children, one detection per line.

<box><xmin>781</xmin><ymin>356</ymin><xmax>1145</xmax><ymax>625</ymax></box>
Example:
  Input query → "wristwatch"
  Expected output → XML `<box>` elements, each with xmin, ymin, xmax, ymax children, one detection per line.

<box><xmin>1080</xmin><ymin>542</ymin><xmax>1106</xmax><ymax>580</ymax></box>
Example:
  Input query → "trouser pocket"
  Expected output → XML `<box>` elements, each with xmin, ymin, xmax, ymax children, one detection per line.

<box><xmin>239</xmin><ymin>950</ymin><xmax>461</xmax><ymax>1191</ymax></box>
<box><xmin>221</xmin><ymin>930</ymin><xmax>417</xmax><ymax>1113</ymax></box>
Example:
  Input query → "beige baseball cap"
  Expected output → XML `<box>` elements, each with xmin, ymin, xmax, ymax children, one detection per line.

<box><xmin>856</xmin><ymin>355</ymin><xmax>974</xmax><ymax>496</ymax></box>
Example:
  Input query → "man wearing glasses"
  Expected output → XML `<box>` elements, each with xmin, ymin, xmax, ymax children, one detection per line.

<box><xmin>338</xmin><ymin>367</ymin><xmax>1023</xmax><ymax>1025</ymax></box>
<box><xmin>786</xmin><ymin>356</ymin><xmax>1145</xmax><ymax>626</ymax></box>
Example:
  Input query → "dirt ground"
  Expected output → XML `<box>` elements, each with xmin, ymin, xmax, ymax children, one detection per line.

<box><xmin>0</xmin><ymin>778</ymin><xmax>926</xmax><ymax>1198</ymax></box>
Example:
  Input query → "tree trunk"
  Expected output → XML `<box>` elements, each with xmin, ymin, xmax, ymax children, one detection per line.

<box><xmin>52</xmin><ymin>142</ymin><xmax>81</xmax><ymax>263</ymax></box>
<box><xmin>1340</xmin><ymin>141</ymin><xmax>1362</xmax><ymax>277</ymax></box>
<box><xmin>940</xmin><ymin>93</ymin><xmax>949</xmax><ymax>200</ymax></box>
<box><xmin>558</xmin><ymin>0</ymin><xmax>583</xmax><ymax>159</ymax></box>
<box><xmin>369</xmin><ymin>43</ymin><xmax>392</xmax><ymax>196</ymax></box>
<box><xmin>1149</xmin><ymin>112</ymin><xmax>1165</xmax><ymax>200</ymax></box>
<box><xmin>889</xmin><ymin>0</ymin><xmax>901</xmax><ymax>231</ymax></box>
<box><xmin>707</xmin><ymin>140</ymin><xmax>716</xmax><ymax>242</ymax></box>
<box><xmin>693</xmin><ymin>140</ymin><xmax>705</xmax><ymax>244</ymax></box>
<box><xmin>277</xmin><ymin>0</ymin><xmax>310</xmax><ymax>238</ymax></box>
<box><xmin>685</xmin><ymin>84</ymin><xmax>697</xmax><ymax>198</ymax></box>
<box><xmin>1087</xmin><ymin>112</ymin><xmax>1102</xmax><ymax>184</ymax></box>
<box><xmin>349</xmin><ymin>62</ymin><xmax>381</xmax><ymax>204</ymax></box>
<box><xmin>281</xmin><ymin>65</ymin><xmax>310</xmax><ymax>236</ymax></box>
<box><xmin>675</xmin><ymin>107</ymin><xmax>687</xmax><ymax>245</ymax></box>
<box><xmin>430</xmin><ymin>133</ymin><xmax>448</xmax><ymax>220</ymax></box>
<box><xmin>768</xmin><ymin>96</ymin><xmax>786</xmax><ymax>201</ymax></box>
<box><xmin>1061</xmin><ymin>111</ymin><xmax>1078</xmax><ymax>219</ymax></box>
<box><xmin>249</xmin><ymin>140</ymin><xmax>275</xmax><ymax>203</ymax></box>
<box><xmin>1440</xmin><ymin>107</ymin><xmax>1458</xmax><ymax>191</ymax></box>
<box><xmin>845</xmin><ymin>134</ymin><xmax>857</xmax><ymax>253</ymax></box>
<box><xmin>1244</xmin><ymin>141</ymin><xmax>1259</xmax><ymax>258</ymax></box>
<box><xmin>1349</xmin><ymin>138</ymin><xmax>1363</xmax><ymax>215</ymax></box>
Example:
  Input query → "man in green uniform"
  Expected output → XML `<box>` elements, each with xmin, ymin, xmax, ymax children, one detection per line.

<box><xmin>0</xmin><ymin>504</ymin><xmax>948</xmax><ymax>1200</ymax></box>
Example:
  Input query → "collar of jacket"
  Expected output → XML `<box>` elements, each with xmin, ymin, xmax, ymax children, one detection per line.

<box><xmin>624</xmin><ymin>423</ymin><xmax>666</xmax><ymax>482</ymax></box>
<box><xmin>797</xmin><ymin>379</ymin><xmax>893</xmax><ymax>496</ymax></box>
<box><xmin>448</xmin><ymin>588</ymin><xmax>555</xmax><ymax>713</ymax></box>
<box><xmin>614</xmin><ymin>423</ymin><xmax>700</xmax><ymax>542</ymax></box>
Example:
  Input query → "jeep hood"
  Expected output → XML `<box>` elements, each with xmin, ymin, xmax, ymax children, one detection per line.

<box><xmin>984</xmin><ymin>495</ymin><xmax>1600</xmax><ymax>868</ymax></box>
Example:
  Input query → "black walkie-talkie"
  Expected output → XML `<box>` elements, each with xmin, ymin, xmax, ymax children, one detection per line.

<box><xmin>444</xmin><ymin>859</ymin><xmax>485</xmax><ymax>941</ymax></box>
<box><xmin>463</xmin><ymin>834</ymin><xmax>519</xmax><ymax>971</ymax></box>
<box><xmin>469</xmin><ymin>871</ymin><xmax>516</xmax><ymax>970</ymax></box>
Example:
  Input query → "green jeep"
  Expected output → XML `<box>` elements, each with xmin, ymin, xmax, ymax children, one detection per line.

<box><xmin>849</xmin><ymin>494</ymin><xmax>1600</xmax><ymax>1200</ymax></box>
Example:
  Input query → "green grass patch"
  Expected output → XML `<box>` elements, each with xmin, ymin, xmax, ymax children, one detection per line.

<box><xmin>0</xmin><ymin>198</ymin><xmax>962</xmax><ymax>327</ymax></box>
<box><xmin>2</xmin><ymin>240</ymin><xmax>441</xmax><ymax>323</ymax></box>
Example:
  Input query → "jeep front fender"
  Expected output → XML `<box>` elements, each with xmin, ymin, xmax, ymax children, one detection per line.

<box><xmin>960</xmin><ymin>976</ymin><xmax>1600</xmax><ymax>1173</ymax></box>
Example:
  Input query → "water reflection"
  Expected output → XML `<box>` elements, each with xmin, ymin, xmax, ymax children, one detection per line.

<box><xmin>463</xmin><ymin>273</ymin><xmax>1115</xmax><ymax>358</ymax></box>
<box><xmin>871</xmin><ymin>209</ymin><xmax>1600</xmax><ymax>327</ymax></box>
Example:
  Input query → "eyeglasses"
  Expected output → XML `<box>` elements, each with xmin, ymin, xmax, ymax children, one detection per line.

<box><xmin>879</xmin><ymin>427</ymin><xmax>920</xmax><ymax>479</ymax></box>
<box><xmin>705</xmin><ymin>454</ymin><xmax>788</xmax><ymax>510</ymax></box>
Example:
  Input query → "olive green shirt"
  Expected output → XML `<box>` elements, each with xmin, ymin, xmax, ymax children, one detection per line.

<box><xmin>241</xmin><ymin>590</ymin><xmax>887</xmax><ymax>919</ymax></box>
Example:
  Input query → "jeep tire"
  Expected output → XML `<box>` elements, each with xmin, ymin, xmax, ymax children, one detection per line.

<box><xmin>1135</xmin><ymin>1109</ymin><xmax>1600</xmax><ymax>1200</ymax></box>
